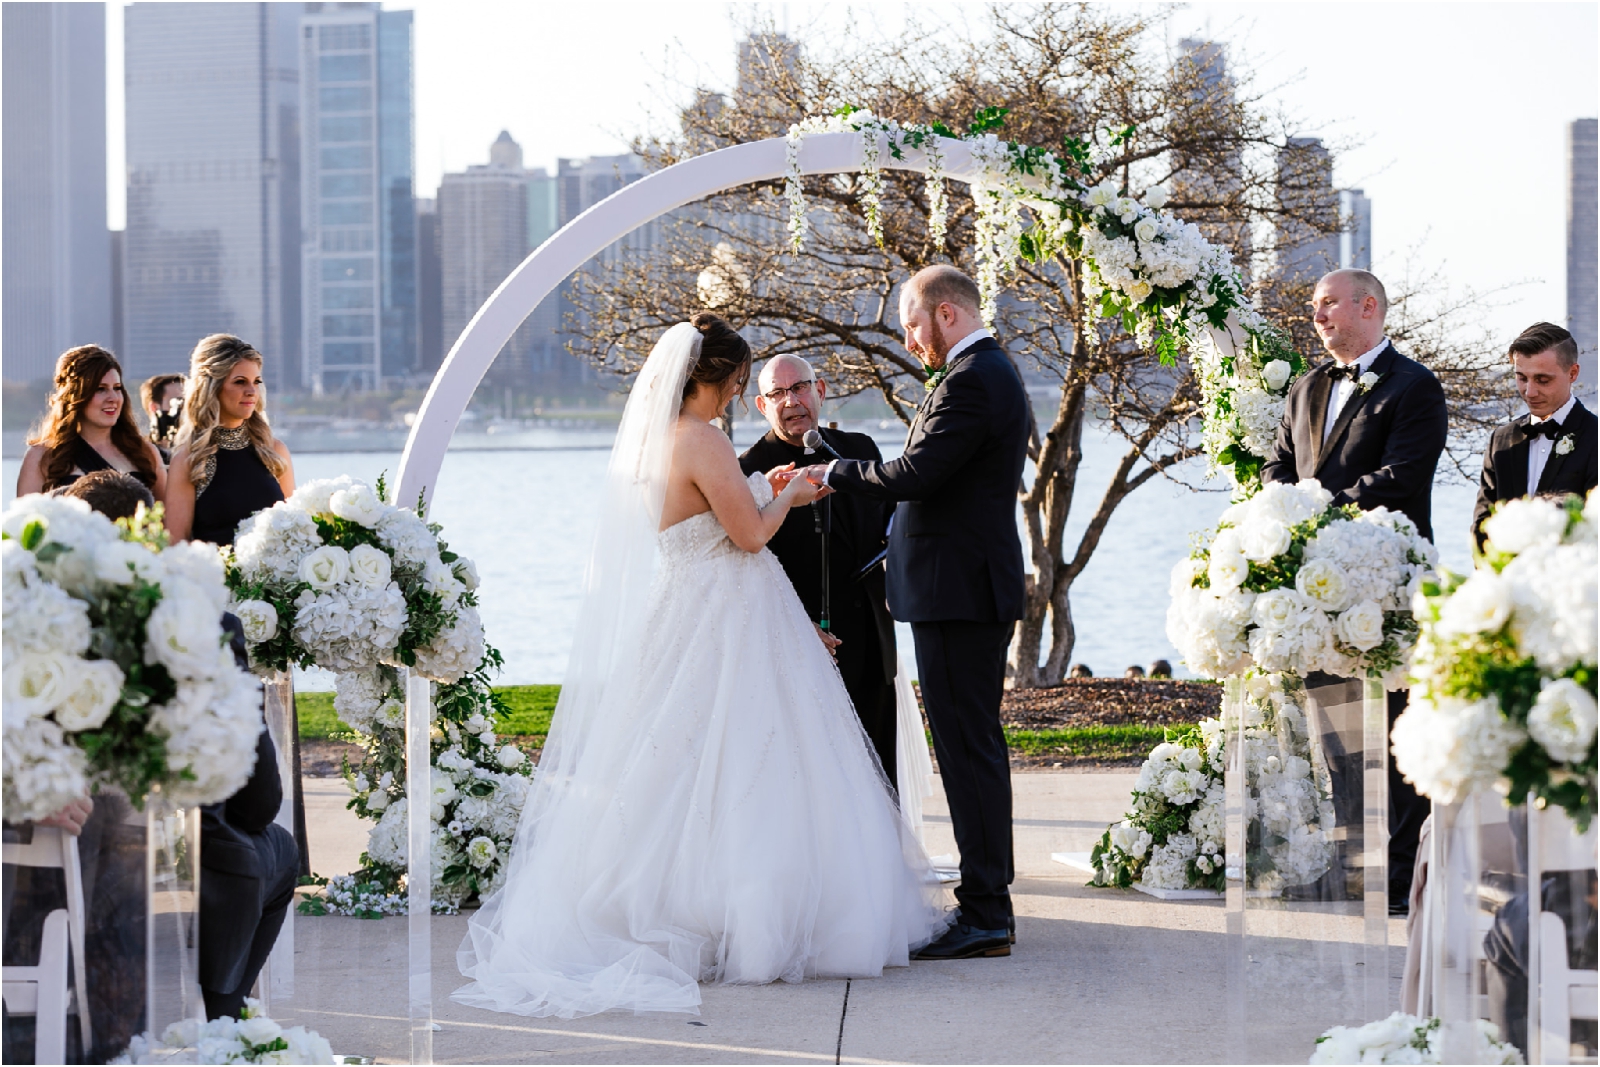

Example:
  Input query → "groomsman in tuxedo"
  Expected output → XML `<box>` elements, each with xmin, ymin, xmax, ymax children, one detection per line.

<box><xmin>1471</xmin><ymin>321</ymin><xmax>1598</xmax><ymax>545</ymax></box>
<box><xmin>804</xmin><ymin>265</ymin><xmax>1030</xmax><ymax>960</ymax></box>
<box><xmin>1261</xmin><ymin>268</ymin><xmax>1448</xmax><ymax>914</ymax></box>
<box><xmin>738</xmin><ymin>355</ymin><xmax>900</xmax><ymax>790</ymax></box>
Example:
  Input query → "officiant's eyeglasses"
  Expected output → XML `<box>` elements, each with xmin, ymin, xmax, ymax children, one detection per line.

<box><xmin>761</xmin><ymin>379</ymin><xmax>815</xmax><ymax>404</ymax></box>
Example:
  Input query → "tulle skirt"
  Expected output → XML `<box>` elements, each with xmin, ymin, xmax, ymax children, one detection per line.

<box><xmin>453</xmin><ymin>518</ymin><xmax>950</xmax><ymax>1018</ymax></box>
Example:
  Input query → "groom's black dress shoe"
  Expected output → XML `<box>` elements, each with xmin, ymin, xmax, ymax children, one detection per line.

<box><xmin>1008</xmin><ymin>915</ymin><xmax>1016</xmax><ymax>945</ymax></box>
<box><xmin>913</xmin><ymin>922</ymin><xmax>1011</xmax><ymax>960</ymax></box>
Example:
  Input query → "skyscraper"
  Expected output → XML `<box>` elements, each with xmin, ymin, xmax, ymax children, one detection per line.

<box><xmin>1339</xmin><ymin>189</ymin><xmax>1372</xmax><ymax>271</ymax></box>
<box><xmin>1173</xmin><ymin>38</ymin><xmax>1250</xmax><ymax>273</ymax></box>
<box><xmin>1568</xmin><ymin>118</ymin><xmax>1597</xmax><ymax>397</ymax></box>
<box><xmin>298</xmin><ymin>3</ymin><xmax>415</xmax><ymax>393</ymax></box>
<box><xmin>440</xmin><ymin>132</ymin><xmax>537</xmax><ymax>384</ymax></box>
<box><xmin>415</xmin><ymin>196</ymin><xmax>442</xmax><ymax>371</ymax></box>
<box><xmin>3</xmin><ymin>3</ymin><xmax>111</xmax><ymax>384</ymax></box>
<box><xmin>1274</xmin><ymin>136</ymin><xmax>1338</xmax><ymax>284</ymax></box>
<box><xmin>123</xmin><ymin>3</ymin><xmax>302</xmax><ymax>389</ymax></box>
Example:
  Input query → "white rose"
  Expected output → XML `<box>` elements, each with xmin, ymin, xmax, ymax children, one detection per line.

<box><xmin>497</xmin><ymin>744</ymin><xmax>526</xmax><ymax>770</ymax></box>
<box><xmin>1261</xmin><ymin>359</ymin><xmax>1292</xmax><ymax>392</ymax></box>
<box><xmin>1437</xmin><ymin>571</ymin><xmax>1512</xmax><ymax>637</ymax></box>
<box><xmin>1252</xmin><ymin>588</ymin><xmax>1309</xmax><ymax>632</ymax></box>
<box><xmin>329</xmin><ymin>483</ymin><xmax>385</xmax><ymax>526</ymax></box>
<box><xmin>366</xmin><ymin>789</ymin><xmax>390</xmax><ymax>811</ymax></box>
<box><xmin>1169</xmin><ymin>555</ymin><xmax>1207</xmax><ymax>597</ymax></box>
<box><xmin>1526</xmin><ymin>678</ymin><xmax>1597</xmax><ymax>763</ymax></box>
<box><xmin>1358</xmin><ymin>371</ymin><xmax>1380</xmax><ymax>392</ymax></box>
<box><xmin>1334</xmin><ymin>600</ymin><xmax>1386</xmax><ymax>652</ymax></box>
<box><xmin>1086</xmin><ymin>183</ymin><xmax>1117</xmax><ymax>208</ymax></box>
<box><xmin>233</xmin><ymin>599</ymin><xmax>279</xmax><ymax>643</ymax></box>
<box><xmin>235</xmin><ymin>1013</ymin><xmax>282</xmax><ymax>1046</ymax></box>
<box><xmin>1238</xmin><ymin>516</ymin><xmax>1292</xmax><ymax>562</ymax></box>
<box><xmin>1207</xmin><ymin>544</ymin><xmax>1249</xmax><ymax>593</ymax></box>
<box><xmin>145</xmin><ymin>578</ymin><xmax>225</xmax><ymax>680</ymax></box>
<box><xmin>422</xmin><ymin>557</ymin><xmax>456</xmax><ymax>594</ymax></box>
<box><xmin>346</xmin><ymin>543</ymin><xmax>392</xmax><ymax>588</ymax></box>
<box><xmin>1125</xmin><ymin>279</ymin><xmax>1153</xmax><ymax>303</ymax></box>
<box><xmin>4</xmin><ymin>650</ymin><xmax>73</xmax><ymax>721</ymax></box>
<box><xmin>1144</xmin><ymin>184</ymin><xmax>1169</xmax><ymax>210</ymax></box>
<box><xmin>53</xmin><ymin>659</ymin><xmax>124</xmax><ymax>731</ymax></box>
<box><xmin>297</xmin><ymin>545</ymin><xmax>350</xmax><ymax>590</ymax></box>
<box><xmin>1295</xmin><ymin>558</ymin><xmax>1352</xmax><ymax>610</ymax></box>
<box><xmin>1133</xmin><ymin>217</ymin><xmax>1159</xmax><ymax>243</ymax></box>
<box><xmin>452</xmin><ymin>557</ymin><xmax>480</xmax><ymax>591</ymax></box>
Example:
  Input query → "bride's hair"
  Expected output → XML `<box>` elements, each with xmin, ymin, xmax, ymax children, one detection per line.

<box><xmin>683</xmin><ymin>312</ymin><xmax>751</xmax><ymax>402</ymax></box>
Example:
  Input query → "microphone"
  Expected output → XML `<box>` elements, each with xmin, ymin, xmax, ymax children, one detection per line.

<box><xmin>801</xmin><ymin>428</ymin><xmax>841</xmax><ymax>459</ymax></box>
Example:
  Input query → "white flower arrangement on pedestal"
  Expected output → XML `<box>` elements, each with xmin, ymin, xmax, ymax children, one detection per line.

<box><xmin>1393</xmin><ymin>491</ymin><xmax>1596</xmax><ymax>828</ymax></box>
<box><xmin>1310</xmin><ymin>1012</ymin><xmax>1521</xmax><ymax>1065</ymax></box>
<box><xmin>114</xmin><ymin>998</ymin><xmax>334</xmax><ymax>1064</ymax></box>
<box><xmin>1091</xmin><ymin>673</ymin><xmax>1334</xmax><ymax>894</ymax></box>
<box><xmin>298</xmin><ymin>650</ymin><xmax>532</xmax><ymax>915</ymax></box>
<box><xmin>1166</xmin><ymin>480</ymin><xmax>1435</xmax><ymax>688</ymax></box>
<box><xmin>3</xmin><ymin>496</ymin><xmax>262</xmax><ymax>820</ymax></box>
<box><xmin>225</xmin><ymin>475</ymin><xmax>483</xmax><ymax>683</ymax></box>
<box><xmin>1193</xmin><ymin>320</ymin><xmax>1308</xmax><ymax>494</ymax></box>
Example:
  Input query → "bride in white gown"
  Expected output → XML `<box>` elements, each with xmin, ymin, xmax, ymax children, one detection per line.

<box><xmin>454</xmin><ymin>315</ymin><xmax>951</xmax><ymax>1019</ymax></box>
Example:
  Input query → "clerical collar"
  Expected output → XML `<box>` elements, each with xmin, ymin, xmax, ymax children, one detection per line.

<box><xmin>1530</xmin><ymin>394</ymin><xmax>1577</xmax><ymax>427</ymax></box>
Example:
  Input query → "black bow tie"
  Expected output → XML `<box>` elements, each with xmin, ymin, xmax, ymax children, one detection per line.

<box><xmin>1524</xmin><ymin>419</ymin><xmax>1565</xmax><ymax>440</ymax></box>
<box><xmin>1326</xmin><ymin>363</ymin><xmax>1363</xmax><ymax>382</ymax></box>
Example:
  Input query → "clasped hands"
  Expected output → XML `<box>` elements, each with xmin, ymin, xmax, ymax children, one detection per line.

<box><xmin>763</xmin><ymin>462</ymin><xmax>835</xmax><ymax>501</ymax></box>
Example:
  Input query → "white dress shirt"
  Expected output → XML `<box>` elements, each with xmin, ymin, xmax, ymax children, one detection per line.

<box><xmin>821</xmin><ymin>328</ymin><xmax>994</xmax><ymax>484</ymax></box>
<box><xmin>1324</xmin><ymin>338</ymin><xmax>1390</xmax><ymax>443</ymax></box>
<box><xmin>1526</xmin><ymin>393</ymin><xmax>1577</xmax><ymax>493</ymax></box>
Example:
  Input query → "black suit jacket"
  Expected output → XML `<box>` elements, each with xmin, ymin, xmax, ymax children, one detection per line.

<box><xmin>1472</xmin><ymin>398</ymin><xmax>1599</xmax><ymax>545</ymax></box>
<box><xmin>828</xmin><ymin>336</ymin><xmax>1030</xmax><ymax>623</ymax></box>
<box><xmin>740</xmin><ymin>427</ymin><xmax>897</xmax><ymax>682</ymax></box>
<box><xmin>1261</xmin><ymin>343</ymin><xmax>1448</xmax><ymax>542</ymax></box>
<box><xmin>199</xmin><ymin>615</ymin><xmax>282</xmax><ymax>994</ymax></box>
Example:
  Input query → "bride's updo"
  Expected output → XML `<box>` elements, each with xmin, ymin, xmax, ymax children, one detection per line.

<box><xmin>683</xmin><ymin>312</ymin><xmax>751</xmax><ymax>401</ymax></box>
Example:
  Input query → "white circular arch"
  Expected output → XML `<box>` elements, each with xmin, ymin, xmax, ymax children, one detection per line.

<box><xmin>395</xmin><ymin>131</ymin><xmax>982</xmax><ymax>506</ymax></box>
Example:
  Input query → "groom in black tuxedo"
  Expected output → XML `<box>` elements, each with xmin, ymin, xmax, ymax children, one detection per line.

<box><xmin>1261</xmin><ymin>268</ymin><xmax>1449</xmax><ymax>914</ymax></box>
<box><xmin>1472</xmin><ymin>321</ymin><xmax>1598</xmax><ymax>546</ymax></box>
<box><xmin>738</xmin><ymin>355</ymin><xmax>900</xmax><ymax>789</ymax></box>
<box><xmin>804</xmin><ymin>265</ymin><xmax>1030</xmax><ymax>960</ymax></box>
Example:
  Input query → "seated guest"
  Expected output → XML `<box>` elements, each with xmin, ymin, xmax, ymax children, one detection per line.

<box><xmin>55</xmin><ymin>468</ymin><xmax>156</xmax><ymax>519</ymax></box>
<box><xmin>198</xmin><ymin>613</ymin><xmax>298</xmax><ymax>1020</ymax></box>
<box><xmin>140</xmin><ymin>372</ymin><xmax>186</xmax><ymax>462</ymax></box>
<box><xmin>1472</xmin><ymin>321</ymin><xmax>1598</xmax><ymax>547</ymax></box>
<box><xmin>15</xmin><ymin>345</ymin><xmax>167</xmax><ymax>502</ymax></box>
<box><xmin>738</xmin><ymin>353</ymin><xmax>899</xmax><ymax>789</ymax></box>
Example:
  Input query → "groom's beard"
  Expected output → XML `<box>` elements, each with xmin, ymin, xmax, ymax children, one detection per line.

<box><xmin>921</xmin><ymin>319</ymin><xmax>951</xmax><ymax>368</ymax></box>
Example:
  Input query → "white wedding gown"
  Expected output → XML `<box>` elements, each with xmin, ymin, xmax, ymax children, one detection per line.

<box><xmin>453</xmin><ymin>469</ymin><xmax>951</xmax><ymax>1019</ymax></box>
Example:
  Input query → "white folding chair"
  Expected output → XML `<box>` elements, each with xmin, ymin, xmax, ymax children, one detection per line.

<box><xmin>1527</xmin><ymin>803</ymin><xmax>1599</xmax><ymax>1065</ymax></box>
<box><xmin>2</xmin><ymin>825</ymin><xmax>93</xmax><ymax>1057</ymax></box>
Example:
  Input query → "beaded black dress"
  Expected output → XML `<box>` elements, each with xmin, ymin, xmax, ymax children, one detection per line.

<box><xmin>190</xmin><ymin>427</ymin><xmax>284</xmax><ymax>546</ymax></box>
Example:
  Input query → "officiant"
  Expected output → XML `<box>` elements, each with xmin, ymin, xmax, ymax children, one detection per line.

<box><xmin>739</xmin><ymin>355</ymin><xmax>900</xmax><ymax>790</ymax></box>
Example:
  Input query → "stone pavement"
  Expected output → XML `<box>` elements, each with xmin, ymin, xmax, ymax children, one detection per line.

<box><xmin>278</xmin><ymin>772</ymin><xmax>1407</xmax><ymax>1064</ymax></box>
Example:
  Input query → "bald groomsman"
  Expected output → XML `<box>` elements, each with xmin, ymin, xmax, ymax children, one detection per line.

<box><xmin>1261</xmin><ymin>268</ymin><xmax>1449</xmax><ymax>916</ymax></box>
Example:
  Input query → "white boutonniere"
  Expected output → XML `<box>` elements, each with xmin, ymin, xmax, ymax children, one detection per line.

<box><xmin>1555</xmin><ymin>434</ymin><xmax>1575</xmax><ymax>456</ymax></box>
<box><xmin>1357</xmin><ymin>371</ymin><xmax>1381</xmax><ymax>394</ymax></box>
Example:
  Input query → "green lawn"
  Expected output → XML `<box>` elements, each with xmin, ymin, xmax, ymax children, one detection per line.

<box><xmin>1002</xmin><ymin>724</ymin><xmax>1168</xmax><ymax>762</ymax></box>
<box><xmin>299</xmin><ymin>685</ymin><xmax>1158</xmax><ymax>762</ymax></box>
<box><xmin>295</xmin><ymin>684</ymin><xmax>560</xmax><ymax>742</ymax></box>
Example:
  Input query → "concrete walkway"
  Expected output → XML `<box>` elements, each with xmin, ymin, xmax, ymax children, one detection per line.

<box><xmin>278</xmin><ymin>772</ymin><xmax>1407</xmax><ymax>1064</ymax></box>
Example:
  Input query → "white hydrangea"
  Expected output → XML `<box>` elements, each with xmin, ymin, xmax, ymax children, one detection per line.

<box><xmin>1392</xmin><ymin>695</ymin><xmax>1526</xmax><ymax>805</ymax></box>
<box><xmin>411</xmin><ymin>606</ymin><xmax>485</xmax><ymax>684</ymax></box>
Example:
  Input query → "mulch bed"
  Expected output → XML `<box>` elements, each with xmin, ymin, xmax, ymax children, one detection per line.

<box><xmin>298</xmin><ymin>679</ymin><xmax>1219</xmax><ymax>777</ymax></box>
<box><xmin>998</xmin><ymin>678</ymin><xmax>1221</xmax><ymax>730</ymax></box>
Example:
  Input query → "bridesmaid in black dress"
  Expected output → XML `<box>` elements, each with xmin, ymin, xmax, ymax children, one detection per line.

<box><xmin>16</xmin><ymin>345</ymin><xmax>167</xmax><ymax>500</ymax></box>
<box><xmin>163</xmin><ymin>334</ymin><xmax>294</xmax><ymax>545</ymax></box>
<box><xmin>163</xmin><ymin>335</ymin><xmax>309</xmax><ymax>880</ymax></box>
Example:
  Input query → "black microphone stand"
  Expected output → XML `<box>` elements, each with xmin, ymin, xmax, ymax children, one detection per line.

<box><xmin>803</xmin><ymin>429</ymin><xmax>840</xmax><ymax>635</ymax></box>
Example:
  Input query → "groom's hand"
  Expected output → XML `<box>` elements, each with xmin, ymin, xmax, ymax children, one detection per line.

<box><xmin>800</xmin><ymin>464</ymin><xmax>830</xmax><ymax>486</ymax></box>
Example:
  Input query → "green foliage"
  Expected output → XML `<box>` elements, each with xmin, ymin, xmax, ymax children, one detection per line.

<box><xmin>966</xmin><ymin>105</ymin><xmax>1010</xmax><ymax>135</ymax></box>
<box><xmin>1002</xmin><ymin>724</ymin><xmax>1167</xmax><ymax>761</ymax></box>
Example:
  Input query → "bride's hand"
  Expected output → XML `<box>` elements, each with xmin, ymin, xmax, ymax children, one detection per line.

<box><xmin>765</xmin><ymin>463</ymin><xmax>797</xmax><ymax>499</ymax></box>
<box><xmin>783</xmin><ymin>473</ymin><xmax>826</xmax><ymax>505</ymax></box>
<box><xmin>814</xmin><ymin>624</ymin><xmax>841</xmax><ymax>657</ymax></box>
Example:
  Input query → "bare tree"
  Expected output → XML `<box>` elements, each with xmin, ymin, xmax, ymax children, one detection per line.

<box><xmin>569</xmin><ymin>3</ymin><xmax>1505</xmax><ymax>686</ymax></box>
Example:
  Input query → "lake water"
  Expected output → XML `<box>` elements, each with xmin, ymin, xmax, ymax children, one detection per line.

<box><xmin>1</xmin><ymin>424</ymin><xmax>1481</xmax><ymax>686</ymax></box>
